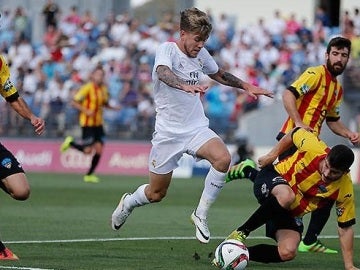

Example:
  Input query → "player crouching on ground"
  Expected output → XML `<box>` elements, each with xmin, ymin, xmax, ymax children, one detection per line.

<box><xmin>214</xmin><ymin>128</ymin><xmax>358</xmax><ymax>270</ymax></box>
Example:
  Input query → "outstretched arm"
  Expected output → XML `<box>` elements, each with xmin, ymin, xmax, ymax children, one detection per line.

<box><xmin>338</xmin><ymin>226</ymin><xmax>359</xmax><ymax>270</ymax></box>
<box><xmin>326</xmin><ymin>120</ymin><xmax>360</xmax><ymax>146</ymax></box>
<box><xmin>9</xmin><ymin>97</ymin><xmax>45</xmax><ymax>135</ymax></box>
<box><xmin>208</xmin><ymin>68</ymin><xmax>273</xmax><ymax>99</ymax></box>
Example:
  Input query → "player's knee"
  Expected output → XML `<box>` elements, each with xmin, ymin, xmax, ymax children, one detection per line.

<box><xmin>285</xmin><ymin>189</ymin><xmax>295</xmax><ymax>207</ymax></box>
<box><xmin>276</xmin><ymin>186</ymin><xmax>295</xmax><ymax>208</ymax></box>
<box><xmin>12</xmin><ymin>187</ymin><xmax>30</xmax><ymax>200</ymax></box>
<box><xmin>278</xmin><ymin>246</ymin><xmax>297</xmax><ymax>261</ymax></box>
<box><xmin>214</xmin><ymin>153</ymin><xmax>231</xmax><ymax>173</ymax></box>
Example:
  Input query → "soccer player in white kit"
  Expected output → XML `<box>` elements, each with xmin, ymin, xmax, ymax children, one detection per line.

<box><xmin>111</xmin><ymin>7</ymin><xmax>273</xmax><ymax>243</ymax></box>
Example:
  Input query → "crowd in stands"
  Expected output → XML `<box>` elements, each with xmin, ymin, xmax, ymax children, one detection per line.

<box><xmin>1</xmin><ymin>3</ymin><xmax>360</xmax><ymax>141</ymax></box>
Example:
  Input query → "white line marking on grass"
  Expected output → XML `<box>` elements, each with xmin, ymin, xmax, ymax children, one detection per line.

<box><xmin>0</xmin><ymin>267</ymin><xmax>54</xmax><ymax>270</ymax></box>
<box><xmin>4</xmin><ymin>235</ymin><xmax>359</xmax><ymax>244</ymax></box>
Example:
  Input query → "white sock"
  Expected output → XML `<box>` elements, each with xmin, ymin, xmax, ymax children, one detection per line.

<box><xmin>125</xmin><ymin>184</ymin><xmax>150</xmax><ymax>211</ymax></box>
<box><xmin>195</xmin><ymin>166</ymin><xmax>225</xmax><ymax>219</ymax></box>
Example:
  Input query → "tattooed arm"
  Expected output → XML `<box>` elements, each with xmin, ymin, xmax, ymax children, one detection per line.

<box><xmin>209</xmin><ymin>68</ymin><xmax>273</xmax><ymax>98</ymax></box>
<box><xmin>156</xmin><ymin>65</ymin><xmax>208</xmax><ymax>94</ymax></box>
<box><xmin>208</xmin><ymin>69</ymin><xmax>246</xmax><ymax>88</ymax></box>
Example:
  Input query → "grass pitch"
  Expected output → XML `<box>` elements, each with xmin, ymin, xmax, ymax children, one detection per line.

<box><xmin>0</xmin><ymin>173</ymin><xmax>359</xmax><ymax>269</ymax></box>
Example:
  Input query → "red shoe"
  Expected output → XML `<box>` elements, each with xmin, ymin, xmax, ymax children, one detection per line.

<box><xmin>0</xmin><ymin>248</ymin><xmax>19</xmax><ymax>260</ymax></box>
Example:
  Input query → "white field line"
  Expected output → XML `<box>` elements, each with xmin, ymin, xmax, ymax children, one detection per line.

<box><xmin>0</xmin><ymin>267</ymin><xmax>54</xmax><ymax>270</ymax></box>
<box><xmin>1</xmin><ymin>235</ymin><xmax>358</xmax><ymax>270</ymax></box>
<box><xmin>3</xmin><ymin>235</ymin><xmax>359</xmax><ymax>244</ymax></box>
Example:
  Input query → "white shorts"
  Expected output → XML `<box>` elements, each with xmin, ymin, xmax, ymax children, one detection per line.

<box><xmin>149</xmin><ymin>127</ymin><xmax>219</xmax><ymax>174</ymax></box>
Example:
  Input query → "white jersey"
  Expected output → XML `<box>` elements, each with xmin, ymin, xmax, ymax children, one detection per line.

<box><xmin>152</xmin><ymin>42</ymin><xmax>219</xmax><ymax>134</ymax></box>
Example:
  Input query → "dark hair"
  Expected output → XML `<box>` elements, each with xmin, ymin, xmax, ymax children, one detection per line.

<box><xmin>180</xmin><ymin>7</ymin><xmax>212</xmax><ymax>40</ymax></box>
<box><xmin>328</xmin><ymin>144</ymin><xmax>354</xmax><ymax>171</ymax></box>
<box><xmin>326</xmin><ymin>36</ymin><xmax>351</xmax><ymax>54</ymax></box>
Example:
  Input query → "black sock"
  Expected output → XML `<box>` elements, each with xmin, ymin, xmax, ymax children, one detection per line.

<box><xmin>87</xmin><ymin>153</ymin><xmax>101</xmax><ymax>175</ymax></box>
<box><xmin>246</xmin><ymin>167</ymin><xmax>258</xmax><ymax>182</ymax></box>
<box><xmin>237</xmin><ymin>196</ymin><xmax>288</xmax><ymax>236</ymax></box>
<box><xmin>248</xmin><ymin>244</ymin><xmax>283</xmax><ymax>263</ymax></box>
<box><xmin>0</xmin><ymin>241</ymin><xmax>6</xmax><ymax>251</ymax></box>
<box><xmin>70</xmin><ymin>141</ymin><xmax>84</xmax><ymax>152</ymax></box>
<box><xmin>302</xmin><ymin>203</ymin><xmax>332</xmax><ymax>245</ymax></box>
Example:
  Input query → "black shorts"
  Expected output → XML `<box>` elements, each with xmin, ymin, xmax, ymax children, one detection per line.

<box><xmin>0</xmin><ymin>142</ymin><xmax>25</xmax><ymax>191</ymax></box>
<box><xmin>265</xmin><ymin>216</ymin><xmax>304</xmax><ymax>240</ymax></box>
<box><xmin>253</xmin><ymin>165</ymin><xmax>303</xmax><ymax>240</ymax></box>
<box><xmin>253</xmin><ymin>165</ymin><xmax>289</xmax><ymax>204</ymax></box>
<box><xmin>82</xmin><ymin>126</ymin><xmax>105</xmax><ymax>145</ymax></box>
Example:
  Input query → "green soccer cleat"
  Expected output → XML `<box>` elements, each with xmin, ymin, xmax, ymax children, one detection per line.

<box><xmin>226</xmin><ymin>230</ymin><xmax>247</xmax><ymax>242</ymax></box>
<box><xmin>298</xmin><ymin>240</ymin><xmax>338</xmax><ymax>254</ymax></box>
<box><xmin>83</xmin><ymin>174</ymin><xmax>100</xmax><ymax>183</ymax></box>
<box><xmin>60</xmin><ymin>136</ymin><xmax>74</xmax><ymax>153</ymax></box>
<box><xmin>225</xmin><ymin>158</ymin><xmax>256</xmax><ymax>183</ymax></box>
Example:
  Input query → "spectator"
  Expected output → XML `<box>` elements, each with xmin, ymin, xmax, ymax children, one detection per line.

<box><xmin>116</xmin><ymin>80</ymin><xmax>138</xmax><ymax>132</ymax></box>
<box><xmin>80</xmin><ymin>9</ymin><xmax>97</xmax><ymax>30</ymax></box>
<box><xmin>0</xmin><ymin>9</ymin><xmax>15</xmax><ymax>50</ymax></box>
<box><xmin>42</xmin><ymin>0</ymin><xmax>60</xmax><ymax>28</ymax></box>
<box><xmin>296</xmin><ymin>18</ymin><xmax>313</xmax><ymax>46</ymax></box>
<box><xmin>353</xmin><ymin>8</ymin><xmax>360</xmax><ymax>35</ymax></box>
<box><xmin>315</xmin><ymin>5</ymin><xmax>331</xmax><ymax>28</ymax></box>
<box><xmin>13</xmin><ymin>6</ymin><xmax>30</xmax><ymax>40</ymax></box>
<box><xmin>266</xmin><ymin>10</ymin><xmax>286</xmax><ymax>47</ymax></box>
<box><xmin>22</xmin><ymin>67</ymin><xmax>38</xmax><ymax>112</ymax></box>
<box><xmin>43</xmin><ymin>73</ymin><xmax>69</xmax><ymax>136</ymax></box>
<box><xmin>137</xmin><ymin>82</ymin><xmax>155</xmax><ymax>138</ymax></box>
<box><xmin>61</xmin><ymin>5</ymin><xmax>81</xmax><ymax>37</ymax></box>
<box><xmin>204</xmin><ymin>81</ymin><xmax>234</xmax><ymax>137</ymax></box>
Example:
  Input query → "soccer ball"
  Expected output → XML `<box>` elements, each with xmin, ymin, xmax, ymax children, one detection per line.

<box><xmin>214</xmin><ymin>239</ymin><xmax>249</xmax><ymax>270</ymax></box>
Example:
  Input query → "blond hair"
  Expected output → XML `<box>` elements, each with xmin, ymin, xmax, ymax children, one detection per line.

<box><xmin>180</xmin><ymin>7</ymin><xmax>212</xmax><ymax>40</ymax></box>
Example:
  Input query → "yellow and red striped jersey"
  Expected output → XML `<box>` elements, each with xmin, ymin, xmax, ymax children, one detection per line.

<box><xmin>73</xmin><ymin>82</ymin><xmax>109</xmax><ymax>127</ymax></box>
<box><xmin>280</xmin><ymin>65</ymin><xmax>343</xmax><ymax>136</ymax></box>
<box><xmin>274</xmin><ymin>128</ymin><xmax>355</xmax><ymax>226</ymax></box>
<box><xmin>0</xmin><ymin>55</ymin><xmax>18</xmax><ymax>99</ymax></box>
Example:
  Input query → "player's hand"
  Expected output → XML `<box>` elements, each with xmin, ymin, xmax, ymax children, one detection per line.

<box><xmin>183</xmin><ymin>84</ymin><xmax>208</xmax><ymax>95</ymax></box>
<box><xmin>245</xmin><ymin>84</ymin><xmax>274</xmax><ymax>99</ymax></box>
<box><xmin>258</xmin><ymin>154</ymin><xmax>277</xmax><ymax>168</ymax></box>
<box><xmin>31</xmin><ymin>116</ymin><xmax>45</xmax><ymax>135</ymax></box>
<box><xmin>295</xmin><ymin>122</ymin><xmax>314</xmax><ymax>132</ymax></box>
<box><xmin>347</xmin><ymin>132</ymin><xmax>360</xmax><ymax>146</ymax></box>
<box><xmin>85</xmin><ymin>109</ymin><xmax>95</xmax><ymax>116</ymax></box>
